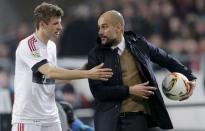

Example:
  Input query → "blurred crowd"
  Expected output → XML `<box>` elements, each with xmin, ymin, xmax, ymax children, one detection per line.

<box><xmin>60</xmin><ymin>0</ymin><xmax>205</xmax><ymax>71</ymax></box>
<box><xmin>0</xmin><ymin>0</ymin><xmax>205</xmax><ymax>130</ymax></box>
<box><xmin>1</xmin><ymin>0</ymin><xmax>205</xmax><ymax>68</ymax></box>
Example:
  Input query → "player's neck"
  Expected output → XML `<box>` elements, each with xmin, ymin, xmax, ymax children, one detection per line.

<box><xmin>35</xmin><ymin>30</ymin><xmax>49</xmax><ymax>45</ymax></box>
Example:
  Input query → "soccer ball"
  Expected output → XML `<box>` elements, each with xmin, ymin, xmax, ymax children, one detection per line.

<box><xmin>162</xmin><ymin>72</ymin><xmax>189</xmax><ymax>101</ymax></box>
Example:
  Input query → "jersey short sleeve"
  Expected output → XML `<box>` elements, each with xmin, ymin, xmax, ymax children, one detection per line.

<box><xmin>17</xmin><ymin>39</ymin><xmax>48</xmax><ymax>72</ymax></box>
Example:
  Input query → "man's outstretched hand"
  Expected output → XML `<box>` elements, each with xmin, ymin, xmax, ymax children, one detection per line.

<box><xmin>88</xmin><ymin>63</ymin><xmax>113</xmax><ymax>81</ymax></box>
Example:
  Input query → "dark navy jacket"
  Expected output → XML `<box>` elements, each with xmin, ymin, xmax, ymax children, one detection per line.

<box><xmin>87</xmin><ymin>31</ymin><xmax>196</xmax><ymax>131</ymax></box>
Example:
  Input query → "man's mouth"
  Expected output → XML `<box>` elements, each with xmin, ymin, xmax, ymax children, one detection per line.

<box><xmin>55</xmin><ymin>32</ymin><xmax>61</xmax><ymax>36</ymax></box>
<box><xmin>101</xmin><ymin>36</ymin><xmax>107</xmax><ymax>40</ymax></box>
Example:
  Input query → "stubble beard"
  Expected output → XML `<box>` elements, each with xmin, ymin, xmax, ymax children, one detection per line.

<box><xmin>102</xmin><ymin>38</ymin><xmax>118</xmax><ymax>47</ymax></box>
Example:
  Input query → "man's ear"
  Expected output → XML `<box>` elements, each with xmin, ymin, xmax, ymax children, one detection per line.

<box><xmin>39</xmin><ymin>21</ymin><xmax>47</xmax><ymax>29</ymax></box>
<box><xmin>116</xmin><ymin>23</ymin><xmax>123</xmax><ymax>33</ymax></box>
<box><xmin>39</xmin><ymin>21</ymin><xmax>44</xmax><ymax>28</ymax></box>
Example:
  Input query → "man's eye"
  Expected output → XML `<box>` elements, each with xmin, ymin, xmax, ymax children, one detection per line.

<box><xmin>102</xmin><ymin>26</ymin><xmax>107</xmax><ymax>29</ymax></box>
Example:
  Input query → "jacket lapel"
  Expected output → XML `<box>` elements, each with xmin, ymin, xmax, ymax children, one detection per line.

<box><xmin>125</xmin><ymin>38</ymin><xmax>147</xmax><ymax>67</ymax></box>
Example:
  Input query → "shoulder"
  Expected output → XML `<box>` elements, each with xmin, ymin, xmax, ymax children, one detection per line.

<box><xmin>17</xmin><ymin>34</ymin><xmax>37</xmax><ymax>53</ymax></box>
<box><xmin>124</xmin><ymin>31</ymin><xmax>147</xmax><ymax>44</ymax></box>
<box><xmin>124</xmin><ymin>31</ymin><xmax>153</xmax><ymax>55</ymax></box>
<box><xmin>124</xmin><ymin>31</ymin><xmax>150</xmax><ymax>50</ymax></box>
<box><xmin>88</xmin><ymin>45</ymin><xmax>102</xmax><ymax>56</ymax></box>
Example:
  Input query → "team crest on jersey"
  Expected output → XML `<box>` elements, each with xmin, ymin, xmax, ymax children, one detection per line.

<box><xmin>32</xmin><ymin>51</ymin><xmax>40</xmax><ymax>58</ymax></box>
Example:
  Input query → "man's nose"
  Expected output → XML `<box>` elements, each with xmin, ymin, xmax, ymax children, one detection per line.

<box><xmin>58</xmin><ymin>24</ymin><xmax>63</xmax><ymax>30</ymax></box>
<box><xmin>98</xmin><ymin>29</ymin><xmax>103</xmax><ymax>36</ymax></box>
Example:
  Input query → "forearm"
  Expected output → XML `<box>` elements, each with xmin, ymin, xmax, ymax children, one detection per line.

<box><xmin>93</xmin><ymin>86</ymin><xmax>129</xmax><ymax>101</ymax></box>
<box><xmin>148</xmin><ymin>42</ymin><xmax>196</xmax><ymax>80</ymax></box>
<box><xmin>55</xmin><ymin>64</ymin><xmax>88</xmax><ymax>83</ymax></box>
<box><xmin>48</xmin><ymin>67</ymin><xmax>88</xmax><ymax>80</ymax></box>
<box><xmin>89</xmin><ymin>80</ymin><xmax>129</xmax><ymax>101</ymax></box>
<box><xmin>38</xmin><ymin>63</ymin><xmax>88</xmax><ymax>80</ymax></box>
<box><xmin>156</xmin><ymin>55</ymin><xmax>196</xmax><ymax>80</ymax></box>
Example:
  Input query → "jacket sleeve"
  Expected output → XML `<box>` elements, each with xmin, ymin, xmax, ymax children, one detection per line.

<box><xmin>143</xmin><ymin>38</ymin><xmax>197</xmax><ymax>81</ymax></box>
<box><xmin>87</xmin><ymin>48</ymin><xmax>129</xmax><ymax>102</ymax></box>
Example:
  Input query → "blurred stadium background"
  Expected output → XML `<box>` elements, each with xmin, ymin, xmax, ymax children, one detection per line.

<box><xmin>0</xmin><ymin>0</ymin><xmax>205</xmax><ymax>131</ymax></box>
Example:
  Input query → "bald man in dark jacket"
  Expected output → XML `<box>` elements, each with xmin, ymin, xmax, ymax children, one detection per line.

<box><xmin>87</xmin><ymin>10</ymin><xmax>196</xmax><ymax>131</ymax></box>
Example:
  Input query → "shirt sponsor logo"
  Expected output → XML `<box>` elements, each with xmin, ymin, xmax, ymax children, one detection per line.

<box><xmin>33</xmin><ymin>120</ymin><xmax>41</xmax><ymax>123</ymax></box>
<box><xmin>33</xmin><ymin>71</ymin><xmax>55</xmax><ymax>84</ymax></box>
